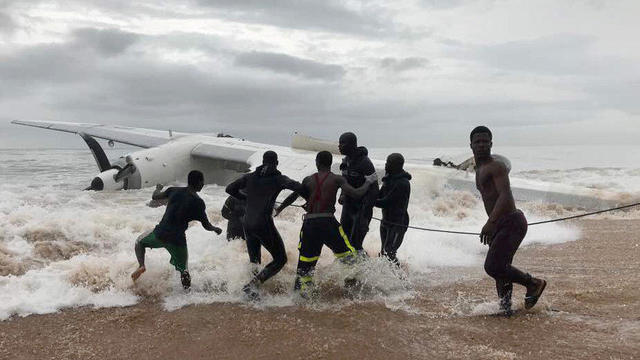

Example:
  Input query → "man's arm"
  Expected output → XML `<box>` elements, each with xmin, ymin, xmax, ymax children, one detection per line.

<box><xmin>360</xmin><ymin>158</ymin><xmax>380</xmax><ymax>206</ymax></box>
<box><xmin>221</xmin><ymin>196</ymin><xmax>234</xmax><ymax>220</ymax></box>
<box><xmin>151</xmin><ymin>184</ymin><xmax>172</xmax><ymax>200</ymax></box>
<box><xmin>487</xmin><ymin>162</ymin><xmax>514</xmax><ymax>224</ymax></box>
<box><xmin>336</xmin><ymin>173</ymin><xmax>376</xmax><ymax>199</ymax></box>
<box><xmin>225</xmin><ymin>175</ymin><xmax>248</xmax><ymax>200</ymax></box>
<box><xmin>480</xmin><ymin>162</ymin><xmax>515</xmax><ymax>244</ymax></box>
<box><xmin>196</xmin><ymin>200</ymin><xmax>222</xmax><ymax>234</ymax></box>
<box><xmin>375</xmin><ymin>181</ymin><xmax>409</xmax><ymax>209</ymax></box>
<box><xmin>274</xmin><ymin>176</ymin><xmax>309</xmax><ymax>216</ymax></box>
<box><xmin>274</xmin><ymin>192</ymin><xmax>300</xmax><ymax>217</ymax></box>
<box><xmin>280</xmin><ymin>175</ymin><xmax>304</xmax><ymax>193</ymax></box>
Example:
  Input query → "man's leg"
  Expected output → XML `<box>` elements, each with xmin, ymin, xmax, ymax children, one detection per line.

<box><xmin>379</xmin><ymin>223</ymin><xmax>389</xmax><ymax>258</ymax></box>
<box><xmin>132</xmin><ymin>230</ymin><xmax>158</xmax><ymax>281</ymax></box>
<box><xmin>340</xmin><ymin>205</ymin><xmax>355</xmax><ymax>240</ymax></box>
<box><xmin>254</xmin><ymin>223</ymin><xmax>287</xmax><ymax>284</ymax></box>
<box><xmin>294</xmin><ymin>221</ymin><xmax>324</xmax><ymax>298</ymax></box>
<box><xmin>382</xmin><ymin>226</ymin><xmax>406</xmax><ymax>267</ymax></box>
<box><xmin>164</xmin><ymin>243</ymin><xmax>190</xmax><ymax>289</ymax></box>
<box><xmin>324</xmin><ymin>218</ymin><xmax>359</xmax><ymax>288</ymax></box>
<box><xmin>484</xmin><ymin>212</ymin><xmax>538</xmax><ymax>312</ymax></box>
<box><xmin>350</xmin><ymin>205</ymin><xmax>373</xmax><ymax>252</ymax></box>
<box><xmin>326</xmin><ymin>218</ymin><xmax>356</xmax><ymax>261</ymax></box>
<box><xmin>244</xmin><ymin>228</ymin><xmax>262</xmax><ymax>265</ymax></box>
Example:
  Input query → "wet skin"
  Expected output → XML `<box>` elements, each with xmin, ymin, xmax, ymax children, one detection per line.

<box><xmin>471</xmin><ymin>133</ymin><xmax>516</xmax><ymax>245</ymax></box>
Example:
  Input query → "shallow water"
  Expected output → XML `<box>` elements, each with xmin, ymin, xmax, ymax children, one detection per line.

<box><xmin>1</xmin><ymin>146</ymin><xmax>639</xmax><ymax>320</ymax></box>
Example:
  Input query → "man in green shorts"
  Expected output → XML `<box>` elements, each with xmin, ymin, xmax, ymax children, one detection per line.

<box><xmin>131</xmin><ymin>170</ymin><xmax>222</xmax><ymax>289</ymax></box>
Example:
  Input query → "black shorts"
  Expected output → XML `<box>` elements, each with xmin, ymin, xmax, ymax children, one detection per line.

<box><xmin>298</xmin><ymin>216</ymin><xmax>355</xmax><ymax>266</ymax></box>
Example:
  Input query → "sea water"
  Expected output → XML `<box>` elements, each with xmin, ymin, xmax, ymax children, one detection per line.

<box><xmin>1</xmin><ymin>145</ymin><xmax>639</xmax><ymax>319</ymax></box>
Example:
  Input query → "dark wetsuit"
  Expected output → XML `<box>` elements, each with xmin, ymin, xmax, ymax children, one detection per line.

<box><xmin>221</xmin><ymin>196</ymin><xmax>245</xmax><ymax>241</ymax></box>
<box><xmin>136</xmin><ymin>187</ymin><xmax>209</xmax><ymax>272</ymax></box>
<box><xmin>225</xmin><ymin>165</ymin><xmax>303</xmax><ymax>283</ymax></box>
<box><xmin>339</xmin><ymin>146</ymin><xmax>379</xmax><ymax>251</ymax></box>
<box><xmin>484</xmin><ymin>209</ymin><xmax>533</xmax><ymax>307</ymax></box>
<box><xmin>375</xmin><ymin>171</ymin><xmax>411</xmax><ymax>265</ymax></box>
<box><xmin>282</xmin><ymin>172</ymin><xmax>356</xmax><ymax>291</ymax></box>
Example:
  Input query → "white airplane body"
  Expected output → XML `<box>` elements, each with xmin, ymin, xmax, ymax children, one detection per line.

<box><xmin>12</xmin><ymin>120</ymin><xmax>623</xmax><ymax>209</ymax></box>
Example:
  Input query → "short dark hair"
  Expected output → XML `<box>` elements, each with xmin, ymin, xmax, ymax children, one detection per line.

<box><xmin>316</xmin><ymin>151</ymin><xmax>332</xmax><ymax>168</ymax></box>
<box><xmin>263</xmin><ymin>150</ymin><xmax>278</xmax><ymax>165</ymax></box>
<box><xmin>470</xmin><ymin>126</ymin><xmax>492</xmax><ymax>141</ymax></box>
<box><xmin>188</xmin><ymin>170</ymin><xmax>204</xmax><ymax>186</ymax></box>
<box><xmin>339</xmin><ymin>132</ymin><xmax>357</xmax><ymax>145</ymax></box>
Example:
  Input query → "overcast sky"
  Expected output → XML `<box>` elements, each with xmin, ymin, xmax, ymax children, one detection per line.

<box><xmin>1</xmin><ymin>0</ymin><xmax>639</xmax><ymax>148</ymax></box>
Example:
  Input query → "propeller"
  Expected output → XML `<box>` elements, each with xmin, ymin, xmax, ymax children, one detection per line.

<box><xmin>79</xmin><ymin>133</ymin><xmax>135</xmax><ymax>190</ymax></box>
<box><xmin>78</xmin><ymin>132</ymin><xmax>111</xmax><ymax>172</ymax></box>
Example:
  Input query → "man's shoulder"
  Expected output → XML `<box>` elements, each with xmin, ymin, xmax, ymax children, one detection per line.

<box><xmin>477</xmin><ymin>159</ymin><xmax>508</xmax><ymax>178</ymax></box>
<box><xmin>191</xmin><ymin>194</ymin><xmax>205</xmax><ymax>209</ymax></box>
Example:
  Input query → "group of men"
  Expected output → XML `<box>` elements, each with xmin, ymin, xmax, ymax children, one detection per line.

<box><xmin>130</xmin><ymin>127</ymin><xmax>546</xmax><ymax>315</ymax></box>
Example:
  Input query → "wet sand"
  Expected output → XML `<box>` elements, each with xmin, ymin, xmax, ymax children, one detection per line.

<box><xmin>1</xmin><ymin>219</ymin><xmax>639</xmax><ymax>360</ymax></box>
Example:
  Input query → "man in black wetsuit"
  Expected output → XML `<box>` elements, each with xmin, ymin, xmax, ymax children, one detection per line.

<box><xmin>225</xmin><ymin>151</ymin><xmax>304</xmax><ymax>300</ymax></box>
<box><xmin>471</xmin><ymin>126</ymin><xmax>547</xmax><ymax>315</ymax></box>
<box><xmin>338</xmin><ymin>132</ymin><xmax>379</xmax><ymax>255</ymax></box>
<box><xmin>375</xmin><ymin>153</ymin><xmax>411</xmax><ymax>266</ymax></box>
<box><xmin>131</xmin><ymin>170</ymin><xmax>222</xmax><ymax>289</ymax></box>
<box><xmin>275</xmin><ymin>151</ymin><xmax>377</xmax><ymax>298</ymax></box>
<box><xmin>221</xmin><ymin>195</ymin><xmax>245</xmax><ymax>241</ymax></box>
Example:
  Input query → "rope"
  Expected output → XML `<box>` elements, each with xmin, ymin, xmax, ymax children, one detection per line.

<box><xmin>279</xmin><ymin>201</ymin><xmax>640</xmax><ymax>236</ymax></box>
<box><xmin>527</xmin><ymin>201</ymin><xmax>640</xmax><ymax>225</ymax></box>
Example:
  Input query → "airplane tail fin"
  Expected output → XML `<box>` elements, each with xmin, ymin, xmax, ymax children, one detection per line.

<box><xmin>291</xmin><ymin>133</ymin><xmax>340</xmax><ymax>155</ymax></box>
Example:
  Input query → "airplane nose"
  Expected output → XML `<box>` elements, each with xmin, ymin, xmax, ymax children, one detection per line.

<box><xmin>85</xmin><ymin>177</ymin><xmax>104</xmax><ymax>191</ymax></box>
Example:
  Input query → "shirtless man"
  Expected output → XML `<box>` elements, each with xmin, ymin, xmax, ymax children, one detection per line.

<box><xmin>275</xmin><ymin>151</ymin><xmax>377</xmax><ymax>298</ymax></box>
<box><xmin>471</xmin><ymin>126</ymin><xmax>546</xmax><ymax>315</ymax></box>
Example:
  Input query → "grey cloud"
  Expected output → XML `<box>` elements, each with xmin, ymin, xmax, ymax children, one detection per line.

<box><xmin>462</xmin><ymin>34</ymin><xmax>601</xmax><ymax>75</ymax></box>
<box><xmin>0</xmin><ymin>28</ymin><xmax>139</xmax><ymax>95</ymax></box>
<box><xmin>380</xmin><ymin>57</ymin><xmax>429</xmax><ymax>72</ymax></box>
<box><xmin>235</xmin><ymin>51</ymin><xmax>345</xmax><ymax>80</ymax></box>
<box><xmin>194</xmin><ymin>0</ymin><xmax>397</xmax><ymax>37</ymax></box>
<box><xmin>0</xmin><ymin>12</ymin><xmax>16</xmax><ymax>33</ymax></box>
<box><xmin>72</xmin><ymin>28</ymin><xmax>139</xmax><ymax>56</ymax></box>
<box><xmin>0</xmin><ymin>44</ymin><xmax>94</xmax><ymax>88</ymax></box>
<box><xmin>420</xmin><ymin>0</ymin><xmax>479</xmax><ymax>9</ymax></box>
<box><xmin>448</xmin><ymin>33</ymin><xmax>640</xmax><ymax>115</ymax></box>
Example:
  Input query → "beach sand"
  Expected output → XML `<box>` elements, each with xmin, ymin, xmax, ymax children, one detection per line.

<box><xmin>1</xmin><ymin>219</ymin><xmax>639</xmax><ymax>360</ymax></box>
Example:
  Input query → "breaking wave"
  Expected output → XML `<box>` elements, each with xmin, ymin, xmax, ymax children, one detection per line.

<box><xmin>0</xmin><ymin>147</ymin><xmax>638</xmax><ymax>320</ymax></box>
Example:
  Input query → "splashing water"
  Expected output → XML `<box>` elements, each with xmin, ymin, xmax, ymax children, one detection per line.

<box><xmin>1</xmin><ymin>147</ymin><xmax>639</xmax><ymax>320</ymax></box>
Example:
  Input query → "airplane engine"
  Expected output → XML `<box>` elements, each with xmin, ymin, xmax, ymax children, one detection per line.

<box><xmin>116</xmin><ymin>140</ymin><xmax>197</xmax><ymax>190</ymax></box>
<box><xmin>88</xmin><ymin>168</ymin><xmax>124</xmax><ymax>191</ymax></box>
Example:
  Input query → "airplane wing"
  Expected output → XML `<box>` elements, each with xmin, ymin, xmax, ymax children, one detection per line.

<box><xmin>190</xmin><ymin>142</ymin><xmax>257</xmax><ymax>173</ymax></box>
<box><xmin>11</xmin><ymin>120</ymin><xmax>188</xmax><ymax>148</ymax></box>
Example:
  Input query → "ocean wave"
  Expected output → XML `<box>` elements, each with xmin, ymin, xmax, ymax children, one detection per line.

<box><xmin>0</xmin><ymin>148</ymin><xmax>635</xmax><ymax>320</ymax></box>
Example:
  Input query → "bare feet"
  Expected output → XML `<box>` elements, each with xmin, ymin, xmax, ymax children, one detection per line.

<box><xmin>131</xmin><ymin>266</ymin><xmax>146</xmax><ymax>281</ymax></box>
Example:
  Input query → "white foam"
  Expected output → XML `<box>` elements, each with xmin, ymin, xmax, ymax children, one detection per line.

<box><xmin>0</xmin><ymin>147</ymin><xmax>633</xmax><ymax>319</ymax></box>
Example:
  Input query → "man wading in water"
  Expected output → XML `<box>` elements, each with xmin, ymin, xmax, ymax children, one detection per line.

<box><xmin>338</xmin><ymin>132</ymin><xmax>379</xmax><ymax>256</ymax></box>
<box><xmin>225</xmin><ymin>151</ymin><xmax>304</xmax><ymax>300</ymax></box>
<box><xmin>275</xmin><ymin>151</ymin><xmax>377</xmax><ymax>298</ymax></box>
<box><xmin>131</xmin><ymin>170</ymin><xmax>222</xmax><ymax>289</ymax></box>
<box><xmin>471</xmin><ymin>126</ymin><xmax>547</xmax><ymax>315</ymax></box>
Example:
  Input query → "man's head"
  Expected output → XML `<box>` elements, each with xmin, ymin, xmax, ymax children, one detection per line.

<box><xmin>262</xmin><ymin>150</ymin><xmax>278</xmax><ymax>166</ymax></box>
<box><xmin>470</xmin><ymin>126</ymin><xmax>492</xmax><ymax>159</ymax></box>
<box><xmin>316</xmin><ymin>151</ymin><xmax>333</xmax><ymax>170</ymax></box>
<box><xmin>338</xmin><ymin>132</ymin><xmax>357</xmax><ymax>156</ymax></box>
<box><xmin>188</xmin><ymin>170</ymin><xmax>205</xmax><ymax>191</ymax></box>
<box><xmin>385</xmin><ymin>153</ymin><xmax>405</xmax><ymax>175</ymax></box>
